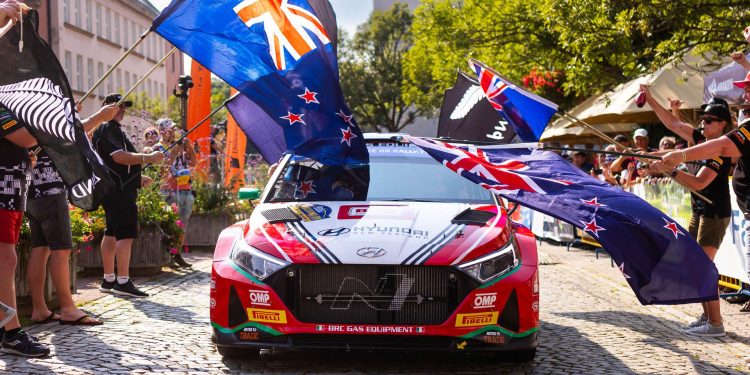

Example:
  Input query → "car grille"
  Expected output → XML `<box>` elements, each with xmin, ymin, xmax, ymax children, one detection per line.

<box><xmin>264</xmin><ymin>265</ymin><xmax>478</xmax><ymax>325</ymax></box>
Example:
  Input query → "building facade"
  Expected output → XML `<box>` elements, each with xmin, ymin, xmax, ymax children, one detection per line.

<box><xmin>34</xmin><ymin>0</ymin><xmax>181</xmax><ymax>116</ymax></box>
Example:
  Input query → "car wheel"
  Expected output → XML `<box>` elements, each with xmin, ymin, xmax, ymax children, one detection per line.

<box><xmin>495</xmin><ymin>349</ymin><xmax>536</xmax><ymax>363</ymax></box>
<box><xmin>216</xmin><ymin>345</ymin><xmax>260</xmax><ymax>360</ymax></box>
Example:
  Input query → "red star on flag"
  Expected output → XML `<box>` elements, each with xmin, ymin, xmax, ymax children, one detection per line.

<box><xmin>662</xmin><ymin>218</ymin><xmax>683</xmax><ymax>238</ymax></box>
<box><xmin>280</xmin><ymin>111</ymin><xmax>305</xmax><ymax>125</ymax></box>
<box><xmin>580</xmin><ymin>218</ymin><xmax>606</xmax><ymax>238</ymax></box>
<box><xmin>340</xmin><ymin>127</ymin><xmax>357</xmax><ymax>146</ymax></box>
<box><xmin>617</xmin><ymin>262</ymin><xmax>631</xmax><ymax>279</ymax></box>
<box><xmin>336</xmin><ymin>109</ymin><xmax>354</xmax><ymax>127</ymax></box>
<box><xmin>298</xmin><ymin>87</ymin><xmax>319</xmax><ymax>104</ymax></box>
<box><xmin>295</xmin><ymin>180</ymin><xmax>316</xmax><ymax>198</ymax></box>
<box><xmin>581</xmin><ymin>197</ymin><xmax>606</xmax><ymax>207</ymax></box>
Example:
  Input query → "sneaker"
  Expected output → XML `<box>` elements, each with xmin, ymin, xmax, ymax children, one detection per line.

<box><xmin>173</xmin><ymin>253</ymin><xmax>192</xmax><ymax>268</ymax></box>
<box><xmin>685</xmin><ymin>322</ymin><xmax>725</xmax><ymax>337</ymax></box>
<box><xmin>1</xmin><ymin>330</ymin><xmax>50</xmax><ymax>357</ymax></box>
<box><xmin>99</xmin><ymin>278</ymin><xmax>116</xmax><ymax>293</ymax></box>
<box><xmin>168</xmin><ymin>255</ymin><xmax>181</xmax><ymax>269</ymax></box>
<box><xmin>112</xmin><ymin>280</ymin><xmax>149</xmax><ymax>298</ymax></box>
<box><xmin>686</xmin><ymin>314</ymin><xmax>707</xmax><ymax>329</ymax></box>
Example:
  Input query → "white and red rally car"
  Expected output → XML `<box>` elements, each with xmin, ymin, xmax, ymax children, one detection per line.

<box><xmin>210</xmin><ymin>135</ymin><xmax>540</xmax><ymax>361</ymax></box>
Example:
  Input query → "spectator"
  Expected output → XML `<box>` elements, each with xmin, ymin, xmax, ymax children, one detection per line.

<box><xmin>142</xmin><ymin>127</ymin><xmax>159</xmax><ymax>152</ymax></box>
<box><xmin>571</xmin><ymin>150</ymin><xmax>593</xmax><ymax>173</ymax></box>
<box><xmin>659</xmin><ymin>136</ymin><xmax>677</xmax><ymax>150</ymax></box>
<box><xmin>155</xmin><ymin>118</ymin><xmax>196</xmax><ymax>269</ymax></box>
<box><xmin>24</xmin><ymin>104</ymin><xmax>117</xmax><ymax>327</ymax></box>
<box><xmin>91</xmin><ymin>94</ymin><xmax>164</xmax><ymax>298</ymax></box>
<box><xmin>591</xmin><ymin>145</ymin><xmax>619</xmax><ymax>186</ymax></box>
<box><xmin>632</xmin><ymin>128</ymin><xmax>652</xmax><ymax>152</ymax></box>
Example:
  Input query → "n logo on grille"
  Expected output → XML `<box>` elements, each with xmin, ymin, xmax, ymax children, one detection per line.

<box><xmin>315</xmin><ymin>274</ymin><xmax>423</xmax><ymax>311</ymax></box>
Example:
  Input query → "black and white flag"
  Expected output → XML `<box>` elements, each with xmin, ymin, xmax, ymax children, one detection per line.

<box><xmin>0</xmin><ymin>11</ymin><xmax>112</xmax><ymax>210</ymax></box>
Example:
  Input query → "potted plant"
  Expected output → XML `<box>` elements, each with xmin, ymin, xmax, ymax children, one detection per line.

<box><xmin>184</xmin><ymin>177</ymin><xmax>255</xmax><ymax>249</ymax></box>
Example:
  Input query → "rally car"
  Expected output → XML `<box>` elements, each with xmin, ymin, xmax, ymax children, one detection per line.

<box><xmin>210</xmin><ymin>135</ymin><xmax>540</xmax><ymax>361</ymax></box>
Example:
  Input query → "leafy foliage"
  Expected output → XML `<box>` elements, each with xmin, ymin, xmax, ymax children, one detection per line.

<box><xmin>404</xmin><ymin>0</ymin><xmax>750</xmax><ymax>111</ymax></box>
<box><xmin>339</xmin><ymin>3</ymin><xmax>425</xmax><ymax>132</ymax></box>
<box><xmin>136</xmin><ymin>182</ymin><xmax>184</xmax><ymax>250</ymax></box>
<box><xmin>192</xmin><ymin>178</ymin><xmax>253</xmax><ymax>217</ymax></box>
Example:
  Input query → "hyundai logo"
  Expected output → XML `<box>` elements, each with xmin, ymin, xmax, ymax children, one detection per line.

<box><xmin>317</xmin><ymin>227</ymin><xmax>351</xmax><ymax>236</ymax></box>
<box><xmin>356</xmin><ymin>247</ymin><xmax>387</xmax><ymax>258</ymax></box>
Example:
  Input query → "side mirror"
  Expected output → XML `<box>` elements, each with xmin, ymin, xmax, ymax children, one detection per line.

<box><xmin>238</xmin><ymin>187</ymin><xmax>260</xmax><ymax>201</ymax></box>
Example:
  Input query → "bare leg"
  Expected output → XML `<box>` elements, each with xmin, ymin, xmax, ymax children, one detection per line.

<box><xmin>49</xmin><ymin>250</ymin><xmax>88</xmax><ymax>321</ymax></box>
<box><xmin>101</xmin><ymin>235</ymin><xmax>116</xmax><ymax>275</ymax></box>
<box><xmin>0</xmin><ymin>243</ymin><xmax>20</xmax><ymax>330</ymax></box>
<box><xmin>115</xmin><ymin>239</ymin><xmax>134</xmax><ymax>278</ymax></box>
<box><xmin>28</xmin><ymin>246</ymin><xmax>56</xmax><ymax>322</ymax></box>
<box><xmin>702</xmin><ymin>246</ymin><xmax>722</xmax><ymax>325</ymax></box>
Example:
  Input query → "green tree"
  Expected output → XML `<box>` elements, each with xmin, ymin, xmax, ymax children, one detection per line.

<box><xmin>210</xmin><ymin>78</ymin><xmax>231</xmax><ymax>123</ymax></box>
<box><xmin>339</xmin><ymin>3</ymin><xmax>423</xmax><ymax>132</ymax></box>
<box><xmin>404</xmin><ymin>0</ymin><xmax>750</xmax><ymax>112</ymax></box>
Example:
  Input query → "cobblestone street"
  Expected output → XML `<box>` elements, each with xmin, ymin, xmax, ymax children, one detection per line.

<box><xmin>1</xmin><ymin>242</ymin><xmax>749</xmax><ymax>374</ymax></box>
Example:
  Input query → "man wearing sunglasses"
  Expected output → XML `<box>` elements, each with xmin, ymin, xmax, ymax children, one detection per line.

<box><xmin>643</xmin><ymin>84</ymin><xmax>733</xmax><ymax>337</ymax></box>
<box><xmin>663</xmin><ymin>73</ymin><xmax>750</xmax><ymax>316</ymax></box>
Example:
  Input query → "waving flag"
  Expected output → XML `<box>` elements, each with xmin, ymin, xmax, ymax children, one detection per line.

<box><xmin>0</xmin><ymin>11</ymin><xmax>112</xmax><ymax>210</ymax></box>
<box><xmin>469</xmin><ymin>59</ymin><xmax>558</xmax><ymax>142</ymax></box>
<box><xmin>226</xmin><ymin>94</ymin><xmax>286</xmax><ymax>164</ymax></box>
<box><xmin>409</xmin><ymin>137</ymin><xmax>718</xmax><ymax>305</ymax></box>
<box><xmin>152</xmin><ymin>0</ymin><xmax>367</xmax><ymax>166</ymax></box>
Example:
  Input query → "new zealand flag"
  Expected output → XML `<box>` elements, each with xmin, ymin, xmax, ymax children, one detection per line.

<box><xmin>410</xmin><ymin>137</ymin><xmax>719</xmax><ymax>305</ymax></box>
<box><xmin>152</xmin><ymin>0</ymin><xmax>368</xmax><ymax>166</ymax></box>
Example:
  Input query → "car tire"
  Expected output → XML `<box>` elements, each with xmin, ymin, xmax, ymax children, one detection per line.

<box><xmin>495</xmin><ymin>349</ymin><xmax>536</xmax><ymax>363</ymax></box>
<box><xmin>216</xmin><ymin>345</ymin><xmax>261</xmax><ymax>360</ymax></box>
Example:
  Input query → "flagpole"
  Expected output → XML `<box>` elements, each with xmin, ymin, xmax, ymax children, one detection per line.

<box><xmin>78</xmin><ymin>30</ymin><xmax>152</xmax><ymax>105</ymax></box>
<box><xmin>117</xmin><ymin>47</ymin><xmax>177</xmax><ymax>106</ymax></box>
<box><xmin>556</xmin><ymin>111</ymin><xmax>713</xmax><ymax>205</ymax></box>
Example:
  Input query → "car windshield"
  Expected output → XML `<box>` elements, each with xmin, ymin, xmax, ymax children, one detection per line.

<box><xmin>266</xmin><ymin>142</ymin><xmax>495</xmax><ymax>204</ymax></box>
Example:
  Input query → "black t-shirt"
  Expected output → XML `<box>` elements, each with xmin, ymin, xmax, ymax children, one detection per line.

<box><xmin>92</xmin><ymin>120</ymin><xmax>141</xmax><ymax>191</ymax></box>
<box><xmin>30</xmin><ymin>151</ymin><xmax>66</xmax><ymax>199</ymax></box>
<box><xmin>727</xmin><ymin>125</ymin><xmax>750</xmax><ymax>218</ymax></box>
<box><xmin>0</xmin><ymin>105</ymin><xmax>31</xmax><ymax>211</ymax></box>
<box><xmin>689</xmin><ymin>129</ymin><xmax>731</xmax><ymax>218</ymax></box>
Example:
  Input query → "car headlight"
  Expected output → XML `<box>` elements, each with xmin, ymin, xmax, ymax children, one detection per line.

<box><xmin>230</xmin><ymin>238</ymin><xmax>288</xmax><ymax>280</ymax></box>
<box><xmin>458</xmin><ymin>236</ymin><xmax>521</xmax><ymax>283</ymax></box>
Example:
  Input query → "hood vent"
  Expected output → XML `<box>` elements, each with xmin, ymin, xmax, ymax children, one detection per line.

<box><xmin>451</xmin><ymin>208</ymin><xmax>496</xmax><ymax>226</ymax></box>
<box><xmin>498</xmin><ymin>289</ymin><xmax>519</xmax><ymax>332</ymax></box>
<box><xmin>227</xmin><ymin>285</ymin><xmax>247</xmax><ymax>327</ymax></box>
<box><xmin>261</xmin><ymin>207</ymin><xmax>301</xmax><ymax>223</ymax></box>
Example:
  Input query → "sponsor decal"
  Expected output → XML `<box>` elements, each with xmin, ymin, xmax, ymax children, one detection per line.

<box><xmin>209</xmin><ymin>298</ymin><xmax>216</xmax><ymax>309</ymax></box>
<box><xmin>351</xmin><ymin>224</ymin><xmax>429</xmax><ymax>239</ymax></box>
<box><xmin>532</xmin><ymin>301</ymin><xmax>539</xmax><ymax>312</ymax></box>
<box><xmin>337</xmin><ymin>205</ymin><xmax>413</xmax><ymax>219</ymax></box>
<box><xmin>356</xmin><ymin>247</ymin><xmax>387</xmax><ymax>258</ymax></box>
<box><xmin>247</xmin><ymin>308</ymin><xmax>287</xmax><ymax>324</ymax></box>
<box><xmin>210</xmin><ymin>278</ymin><xmax>216</xmax><ymax>290</ymax></box>
<box><xmin>740</xmin><ymin>127</ymin><xmax>750</xmax><ymax>141</ymax></box>
<box><xmin>1</xmin><ymin>119</ymin><xmax>16</xmax><ymax>130</ymax></box>
<box><xmin>317</xmin><ymin>227</ymin><xmax>351</xmax><ymax>237</ymax></box>
<box><xmin>456</xmin><ymin>341</ymin><xmax>467</xmax><ymax>350</ymax></box>
<box><xmin>290</xmin><ymin>204</ymin><xmax>331</xmax><ymax>222</ymax></box>
<box><xmin>318</xmin><ymin>274</ymin><xmax>421</xmax><ymax>311</ymax></box>
<box><xmin>249</xmin><ymin>290</ymin><xmax>271</xmax><ymax>306</ymax></box>
<box><xmin>314</xmin><ymin>324</ymin><xmax>427</xmax><ymax>334</ymax></box>
<box><xmin>242</xmin><ymin>327</ymin><xmax>258</xmax><ymax>332</ymax></box>
<box><xmin>455</xmin><ymin>311</ymin><xmax>498</xmax><ymax>327</ymax></box>
<box><xmin>733</xmin><ymin>132</ymin><xmax>746</xmax><ymax>144</ymax></box>
<box><xmin>472</xmin><ymin>292</ymin><xmax>497</xmax><ymax>309</ymax></box>
<box><xmin>483</xmin><ymin>334</ymin><xmax>506</xmax><ymax>345</ymax></box>
<box><xmin>238</xmin><ymin>332</ymin><xmax>260</xmax><ymax>340</ymax></box>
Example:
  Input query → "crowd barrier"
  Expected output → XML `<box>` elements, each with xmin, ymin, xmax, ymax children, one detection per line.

<box><xmin>514</xmin><ymin>178</ymin><xmax>749</xmax><ymax>285</ymax></box>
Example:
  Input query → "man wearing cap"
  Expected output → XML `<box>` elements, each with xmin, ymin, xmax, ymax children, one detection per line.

<box><xmin>571</xmin><ymin>150</ymin><xmax>593</xmax><ymax>173</ymax></box>
<box><xmin>92</xmin><ymin>94</ymin><xmax>164</xmax><ymax>298</ymax></box>
<box><xmin>645</xmin><ymin>85</ymin><xmax>733</xmax><ymax>336</ymax></box>
<box><xmin>662</xmin><ymin>75</ymin><xmax>750</xmax><ymax>315</ymax></box>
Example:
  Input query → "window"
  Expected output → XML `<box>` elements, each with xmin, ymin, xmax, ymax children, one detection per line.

<box><xmin>106</xmin><ymin>65</ymin><xmax>112</xmax><ymax>93</ymax></box>
<box><xmin>63</xmin><ymin>0</ymin><xmax>69</xmax><ymax>24</ymax></box>
<box><xmin>170</xmin><ymin>54</ymin><xmax>175</xmax><ymax>72</ymax></box>
<box><xmin>97</xmin><ymin>62</ymin><xmax>104</xmax><ymax>96</ymax></box>
<box><xmin>85</xmin><ymin>0</ymin><xmax>92</xmax><ymax>32</ymax></box>
<box><xmin>147</xmin><ymin>79</ymin><xmax>152</xmax><ymax>97</ymax></box>
<box><xmin>64</xmin><ymin>51</ymin><xmax>72</xmax><ymax>80</ymax></box>
<box><xmin>114</xmin><ymin>13</ymin><xmax>120</xmax><ymax>45</ymax></box>
<box><xmin>87</xmin><ymin>58</ymin><xmax>94</xmax><ymax>89</ymax></box>
<box><xmin>105</xmin><ymin>9</ymin><xmax>111</xmax><ymax>40</ymax></box>
<box><xmin>132</xmin><ymin>74</ymin><xmax>138</xmax><ymax>93</ymax></box>
<box><xmin>123</xmin><ymin>17</ymin><xmax>129</xmax><ymax>47</ymax></box>
<box><xmin>124</xmin><ymin>72</ymin><xmax>130</xmax><ymax>90</ymax></box>
<box><xmin>160</xmin><ymin>83</ymin><xmax>165</xmax><ymax>100</ymax></box>
<box><xmin>95</xmin><ymin>3</ymin><xmax>101</xmax><ymax>36</ymax></box>
<box><xmin>116</xmin><ymin>69</ymin><xmax>122</xmax><ymax>93</ymax></box>
<box><xmin>131</xmin><ymin>20</ymin><xmax>137</xmax><ymax>48</ymax></box>
<box><xmin>76</xmin><ymin>55</ymin><xmax>83</xmax><ymax>91</ymax></box>
<box><xmin>74</xmin><ymin>0</ymin><xmax>81</xmax><ymax>27</ymax></box>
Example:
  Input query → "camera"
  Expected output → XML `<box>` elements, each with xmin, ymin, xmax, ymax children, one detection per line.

<box><xmin>173</xmin><ymin>75</ymin><xmax>194</xmax><ymax>98</ymax></box>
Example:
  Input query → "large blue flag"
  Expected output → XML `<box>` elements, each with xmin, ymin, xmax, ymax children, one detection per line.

<box><xmin>226</xmin><ymin>94</ymin><xmax>286</xmax><ymax>164</ymax></box>
<box><xmin>409</xmin><ymin>136</ymin><xmax>719</xmax><ymax>305</ymax></box>
<box><xmin>469</xmin><ymin>59</ymin><xmax>558</xmax><ymax>142</ymax></box>
<box><xmin>152</xmin><ymin>0</ymin><xmax>367</xmax><ymax>166</ymax></box>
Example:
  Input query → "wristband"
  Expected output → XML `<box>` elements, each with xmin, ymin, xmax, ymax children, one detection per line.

<box><xmin>141</xmin><ymin>155</ymin><xmax>145</xmax><ymax>164</ymax></box>
<box><xmin>681</xmin><ymin>151</ymin><xmax>686</xmax><ymax>163</ymax></box>
<box><xmin>670</xmin><ymin>169</ymin><xmax>678</xmax><ymax>178</ymax></box>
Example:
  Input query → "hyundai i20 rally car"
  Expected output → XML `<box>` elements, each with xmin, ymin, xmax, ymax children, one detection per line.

<box><xmin>211</xmin><ymin>135</ymin><xmax>540</xmax><ymax>361</ymax></box>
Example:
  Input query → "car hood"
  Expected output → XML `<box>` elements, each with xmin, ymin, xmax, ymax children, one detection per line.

<box><xmin>245</xmin><ymin>201</ymin><xmax>509</xmax><ymax>265</ymax></box>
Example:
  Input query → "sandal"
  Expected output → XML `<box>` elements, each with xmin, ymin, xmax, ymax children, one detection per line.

<box><xmin>59</xmin><ymin>315</ymin><xmax>103</xmax><ymax>326</ymax></box>
<box><xmin>741</xmin><ymin>301</ymin><xmax>750</xmax><ymax>313</ymax></box>
<box><xmin>31</xmin><ymin>311</ymin><xmax>60</xmax><ymax>324</ymax></box>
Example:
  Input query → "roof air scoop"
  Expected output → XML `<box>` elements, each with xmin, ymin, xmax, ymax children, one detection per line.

<box><xmin>451</xmin><ymin>208</ymin><xmax>497</xmax><ymax>226</ymax></box>
<box><xmin>261</xmin><ymin>207</ymin><xmax>301</xmax><ymax>223</ymax></box>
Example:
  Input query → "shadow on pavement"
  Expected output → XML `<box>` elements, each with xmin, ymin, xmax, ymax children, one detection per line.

<box><xmin>127</xmin><ymin>298</ymin><xmax>203</xmax><ymax>325</ymax></box>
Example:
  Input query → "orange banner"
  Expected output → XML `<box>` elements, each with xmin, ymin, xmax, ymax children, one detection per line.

<box><xmin>186</xmin><ymin>61</ymin><xmax>212</xmax><ymax>176</ymax></box>
<box><xmin>224</xmin><ymin>88</ymin><xmax>247</xmax><ymax>191</ymax></box>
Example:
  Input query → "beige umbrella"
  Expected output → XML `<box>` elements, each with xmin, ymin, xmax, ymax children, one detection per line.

<box><xmin>541</xmin><ymin>122</ymin><xmax>637</xmax><ymax>144</ymax></box>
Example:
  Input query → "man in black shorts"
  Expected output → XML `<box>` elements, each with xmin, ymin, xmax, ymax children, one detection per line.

<box><xmin>92</xmin><ymin>94</ymin><xmax>164</xmax><ymax>298</ymax></box>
